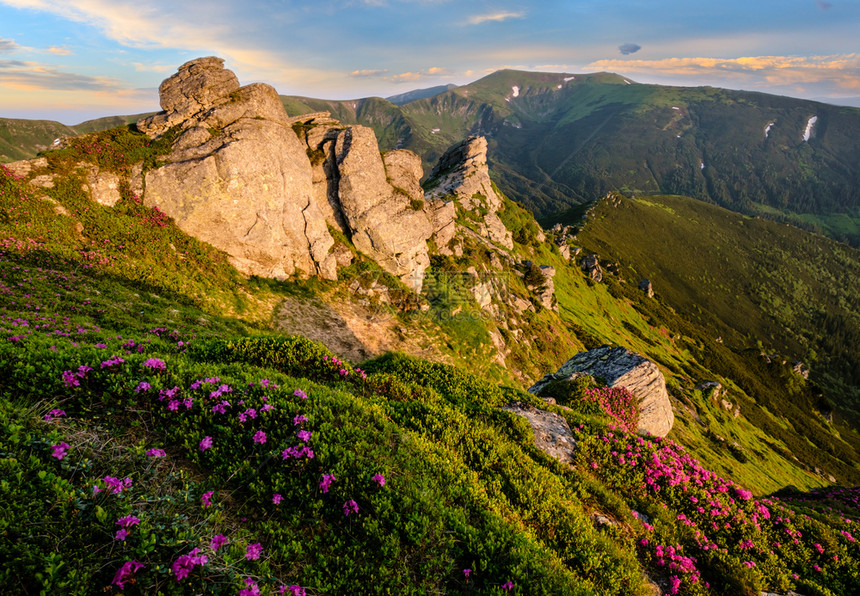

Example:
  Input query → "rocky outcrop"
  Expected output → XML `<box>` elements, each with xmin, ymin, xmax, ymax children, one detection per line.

<box><xmin>296</xmin><ymin>120</ymin><xmax>434</xmax><ymax>289</ymax></box>
<box><xmin>582</xmin><ymin>254</ymin><xmax>603</xmax><ymax>282</ymax></box>
<box><xmin>523</xmin><ymin>261</ymin><xmax>557</xmax><ymax>311</ymax></box>
<box><xmin>137</xmin><ymin>57</ymin><xmax>434</xmax><ymax>286</ymax></box>
<box><xmin>529</xmin><ymin>345</ymin><xmax>675</xmax><ymax>437</ymax></box>
<box><xmin>331</xmin><ymin>128</ymin><xmax>433</xmax><ymax>289</ymax></box>
<box><xmin>137</xmin><ymin>57</ymin><xmax>242</xmax><ymax>137</ymax></box>
<box><xmin>695</xmin><ymin>381</ymin><xmax>723</xmax><ymax>400</ymax></box>
<box><xmin>793</xmin><ymin>361</ymin><xmax>810</xmax><ymax>379</ymax></box>
<box><xmin>139</xmin><ymin>59</ymin><xmax>336</xmax><ymax>280</ymax></box>
<box><xmin>639</xmin><ymin>279</ymin><xmax>654</xmax><ymax>298</ymax></box>
<box><xmin>501</xmin><ymin>401</ymin><xmax>577</xmax><ymax>466</ymax></box>
<box><xmin>425</xmin><ymin>136</ymin><xmax>514</xmax><ymax>251</ymax></box>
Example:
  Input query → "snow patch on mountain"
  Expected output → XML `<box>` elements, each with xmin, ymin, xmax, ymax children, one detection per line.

<box><xmin>564</xmin><ymin>76</ymin><xmax>575</xmax><ymax>82</ymax></box>
<box><xmin>511</xmin><ymin>86</ymin><xmax>520</xmax><ymax>98</ymax></box>
<box><xmin>803</xmin><ymin>116</ymin><xmax>818</xmax><ymax>142</ymax></box>
<box><xmin>764</xmin><ymin>122</ymin><xmax>775</xmax><ymax>138</ymax></box>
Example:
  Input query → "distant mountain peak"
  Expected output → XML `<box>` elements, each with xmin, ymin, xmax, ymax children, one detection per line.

<box><xmin>386</xmin><ymin>84</ymin><xmax>458</xmax><ymax>105</ymax></box>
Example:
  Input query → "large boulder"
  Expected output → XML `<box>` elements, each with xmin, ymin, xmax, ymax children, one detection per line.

<box><xmin>139</xmin><ymin>58</ymin><xmax>336</xmax><ymax>279</ymax></box>
<box><xmin>137</xmin><ymin>57</ymin><xmax>241</xmax><ymax>137</ymax></box>
<box><xmin>529</xmin><ymin>345</ymin><xmax>675</xmax><ymax>437</ymax></box>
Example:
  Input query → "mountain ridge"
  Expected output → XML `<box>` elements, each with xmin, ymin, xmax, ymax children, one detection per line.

<box><xmin>4</xmin><ymin>68</ymin><xmax>859</xmax><ymax>244</ymax></box>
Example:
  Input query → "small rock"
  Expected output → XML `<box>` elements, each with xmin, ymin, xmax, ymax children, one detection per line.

<box><xmin>501</xmin><ymin>401</ymin><xmax>577</xmax><ymax>465</ymax></box>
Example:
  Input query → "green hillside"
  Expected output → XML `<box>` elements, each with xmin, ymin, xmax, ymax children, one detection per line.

<box><xmin>277</xmin><ymin>70</ymin><xmax>860</xmax><ymax>246</ymax></box>
<box><xmin>551</xmin><ymin>193</ymin><xmax>860</xmax><ymax>410</ymax></box>
<box><xmin>5</xmin><ymin>70</ymin><xmax>860</xmax><ymax>244</ymax></box>
<box><xmin>0</xmin><ymin>113</ymin><xmax>153</xmax><ymax>162</ymax></box>
<box><xmin>0</xmin><ymin>118</ymin><xmax>77</xmax><ymax>162</ymax></box>
<box><xmin>2</xmin><ymin>125</ymin><xmax>860</xmax><ymax>594</ymax></box>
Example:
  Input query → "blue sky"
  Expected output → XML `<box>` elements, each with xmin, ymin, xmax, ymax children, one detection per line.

<box><xmin>1</xmin><ymin>0</ymin><xmax>858</xmax><ymax>124</ymax></box>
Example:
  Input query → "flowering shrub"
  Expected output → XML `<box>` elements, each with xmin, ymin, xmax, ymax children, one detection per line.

<box><xmin>0</xmin><ymin>247</ymin><xmax>857</xmax><ymax>595</ymax></box>
<box><xmin>581</xmin><ymin>386</ymin><xmax>638</xmax><ymax>432</ymax></box>
<box><xmin>580</xmin><ymin>430</ymin><xmax>860</xmax><ymax>595</ymax></box>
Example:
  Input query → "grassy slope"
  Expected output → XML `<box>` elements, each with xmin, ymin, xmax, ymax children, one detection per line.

<box><xmin>544</xmin><ymin>193</ymin><xmax>860</xmax><ymax>484</ymax></box>
<box><xmin>1</xmin><ymin>237</ymin><xmax>858</xmax><ymax>595</ymax></box>
<box><xmin>2</xmin><ymin>127</ymin><xmax>859</xmax><ymax>594</ymax></box>
<box><xmin>6</xmin><ymin>124</ymin><xmax>856</xmax><ymax>492</ymax></box>
<box><xmin>0</xmin><ymin>113</ymin><xmax>154</xmax><ymax>163</ymax></box>
<box><xmin>0</xmin><ymin>118</ymin><xmax>77</xmax><ymax>162</ymax></box>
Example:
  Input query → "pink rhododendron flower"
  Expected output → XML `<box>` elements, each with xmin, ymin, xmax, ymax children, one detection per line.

<box><xmin>239</xmin><ymin>578</ymin><xmax>261</xmax><ymax>596</ymax></box>
<box><xmin>101</xmin><ymin>476</ymin><xmax>132</xmax><ymax>494</ymax></box>
<box><xmin>112</xmin><ymin>560</ymin><xmax>145</xmax><ymax>590</ymax></box>
<box><xmin>372</xmin><ymin>473</ymin><xmax>385</xmax><ymax>487</ymax></box>
<box><xmin>43</xmin><ymin>409</ymin><xmax>66</xmax><ymax>421</ymax></box>
<box><xmin>116</xmin><ymin>515</ymin><xmax>140</xmax><ymax>529</ymax></box>
<box><xmin>273</xmin><ymin>493</ymin><xmax>283</xmax><ymax>505</ymax></box>
<box><xmin>199</xmin><ymin>436</ymin><xmax>213</xmax><ymax>451</ymax></box>
<box><xmin>51</xmin><ymin>442</ymin><xmax>70</xmax><ymax>460</ymax></box>
<box><xmin>297</xmin><ymin>430</ymin><xmax>311</xmax><ymax>443</ymax></box>
<box><xmin>143</xmin><ymin>357</ymin><xmax>166</xmax><ymax>371</ymax></box>
<box><xmin>245</xmin><ymin>542</ymin><xmax>263</xmax><ymax>560</ymax></box>
<box><xmin>343</xmin><ymin>499</ymin><xmax>359</xmax><ymax>516</ymax></box>
<box><xmin>253</xmin><ymin>430</ymin><xmax>267</xmax><ymax>444</ymax></box>
<box><xmin>201</xmin><ymin>491</ymin><xmax>214</xmax><ymax>508</ymax></box>
<box><xmin>146</xmin><ymin>448</ymin><xmax>166</xmax><ymax>457</ymax></box>
<box><xmin>320</xmin><ymin>473</ymin><xmax>335</xmax><ymax>493</ymax></box>
<box><xmin>209</xmin><ymin>534</ymin><xmax>229</xmax><ymax>551</ymax></box>
<box><xmin>172</xmin><ymin>548</ymin><xmax>207</xmax><ymax>581</ymax></box>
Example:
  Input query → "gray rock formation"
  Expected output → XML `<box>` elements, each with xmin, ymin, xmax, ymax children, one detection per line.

<box><xmin>137</xmin><ymin>57</ymin><xmax>241</xmax><ymax>137</ymax></box>
<box><xmin>582</xmin><ymin>254</ymin><xmax>603</xmax><ymax>282</ymax></box>
<box><xmin>137</xmin><ymin>57</ymin><xmax>434</xmax><ymax>286</ymax></box>
<box><xmin>425</xmin><ymin>136</ymin><xmax>514</xmax><ymax>251</ymax></box>
<box><xmin>331</xmin><ymin>127</ymin><xmax>433</xmax><ymax>290</ymax></box>
<box><xmin>537</xmin><ymin>266</ymin><xmax>557</xmax><ymax>311</ymax></box>
<box><xmin>695</xmin><ymin>381</ymin><xmax>723</xmax><ymax>399</ymax></box>
<box><xmin>529</xmin><ymin>345</ymin><xmax>675</xmax><ymax>437</ymax></box>
<box><xmin>523</xmin><ymin>262</ymin><xmax>557</xmax><ymax>311</ymax></box>
<box><xmin>501</xmin><ymin>401</ymin><xmax>577</xmax><ymax>465</ymax></box>
<box><xmin>297</xmin><ymin>119</ymin><xmax>434</xmax><ymax>290</ymax></box>
<box><xmin>639</xmin><ymin>278</ymin><xmax>654</xmax><ymax>298</ymax></box>
<box><xmin>139</xmin><ymin>59</ymin><xmax>337</xmax><ymax>280</ymax></box>
<box><xmin>793</xmin><ymin>361</ymin><xmax>810</xmax><ymax>379</ymax></box>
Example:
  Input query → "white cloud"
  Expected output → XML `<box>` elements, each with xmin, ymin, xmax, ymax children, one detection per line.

<box><xmin>46</xmin><ymin>46</ymin><xmax>72</xmax><ymax>55</ymax></box>
<box><xmin>388</xmin><ymin>66</ymin><xmax>449</xmax><ymax>83</ymax></box>
<box><xmin>0</xmin><ymin>0</ymin><xmax>337</xmax><ymax>88</ymax></box>
<box><xmin>0</xmin><ymin>58</ymin><xmax>123</xmax><ymax>91</ymax></box>
<box><xmin>467</xmin><ymin>11</ymin><xmax>525</xmax><ymax>25</ymax></box>
<box><xmin>0</xmin><ymin>37</ymin><xmax>22</xmax><ymax>53</ymax></box>
<box><xmin>585</xmin><ymin>54</ymin><xmax>860</xmax><ymax>91</ymax></box>
<box><xmin>349</xmin><ymin>68</ymin><xmax>388</xmax><ymax>78</ymax></box>
<box><xmin>131</xmin><ymin>62</ymin><xmax>173</xmax><ymax>73</ymax></box>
